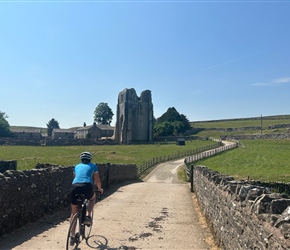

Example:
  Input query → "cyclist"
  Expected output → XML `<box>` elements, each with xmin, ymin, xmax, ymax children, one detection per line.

<box><xmin>69</xmin><ymin>151</ymin><xmax>103</xmax><ymax>244</ymax></box>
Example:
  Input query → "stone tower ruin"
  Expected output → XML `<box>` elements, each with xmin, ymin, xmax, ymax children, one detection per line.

<box><xmin>115</xmin><ymin>88</ymin><xmax>154</xmax><ymax>144</ymax></box>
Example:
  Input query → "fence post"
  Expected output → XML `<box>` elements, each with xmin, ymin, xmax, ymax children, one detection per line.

<box><xmin>190</xmin><ymin>164</ymin><xmax>194</xmax><ymax>192</ymax></box>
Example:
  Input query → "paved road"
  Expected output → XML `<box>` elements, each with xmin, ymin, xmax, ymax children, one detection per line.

<box><xmin>1</xmin><ymin>159</ymin><xmax>218</xmax><ymax>250</ymax></box>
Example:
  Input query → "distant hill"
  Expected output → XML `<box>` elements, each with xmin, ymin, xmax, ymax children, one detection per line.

<box><xmin>190</xmin><ymin>114</ymin><xmax>290</xmax><ymax>138</ymax></box>
<box><xmin>10</xmin><ymin>114</ymin><xmax>290</xmax><ymax>138</ymax></box>
<box><xmin>191</xmin><ymin>114</ymin><xmax>290</xmax><ymax>123</ymax></box>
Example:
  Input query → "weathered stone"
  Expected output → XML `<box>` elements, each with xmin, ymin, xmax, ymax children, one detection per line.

<box><xmin>246</xmin><ymin>187</ymin><xmax>269</xmax><ymax>201</ymax></box>
<box><xmin>271</xmin><ymin>200</ymin><xmax>290</xmax><ymax>214</ymax></box>
<box><xmin>115</xmin><ymin>88</ymin><xmax>154</xmax><ymax>144</ymax></box>
<box><xmin>274</xmin><ymin>206</ymin><xmax>290</xmax><ymax>228</ymax></box>
<box><xmin>238</xmin><ymin>185</ymin><xmax>252</xmax><ymax>201</ymax></box>
<box><xmin>0</xmin><ymin>160</ymin><xmax>17</xmax><ymax>173</ymax></box>
<box><xmin>194</xmin><ymin>166</ymin><xmax>290</xmax><ymax>249</ymax></box>
<box><xmin>0</xmin><ymin>163</ymin><xmax>137</xmax><ymax>236</ymax></box>
<box><xmin>252</xmin><ymin>194</ymin><xmax>287</xmax><ymax>215</ymax></box>
<box><xmin>280</xmin><ymin>224</ymin><xmax>290</xmax><ymax>239</ymax></box>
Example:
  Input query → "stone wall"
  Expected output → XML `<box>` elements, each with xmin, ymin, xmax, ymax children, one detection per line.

<box><xmin>221</xmin><ymin>133</ymin><xmax>290</xmax><ymax>140</ymax></box>
<box><xmin>0</xmin><ymin>160</ymin><xmax>17</xmax><ymax>173</ymax></box>
<box><xmin>0</xmin><ymin>163</ymin><xmax>137</xmax><ymax>236</ymax></box>
<box><xmin>194</xmin><ymin>166</ymin><xmax>290</xmax><ymax>249</ymax></box>
<box><xmin>0</xmin><ymin>137</ymin><xmax>117</xmax><ymax>146</ymax></box>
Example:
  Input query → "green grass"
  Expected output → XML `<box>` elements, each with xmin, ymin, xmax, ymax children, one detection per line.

<box><xmin>189</xmin><ymin>115</ymin><xmax>290</xmax><ymax>138</ymax></box>
<box><xmin>0</xmin><ymin>140</ymin><xmax>215</xmax><ymax>170</ymax></box>
<box><xmin>194</xmin><ymin>139</ymin><xmax>290</xmax><ymax>183</ymax></box>
<box><xmin>191</xmin><ymin>115</ymin><xmax>290</xmax><ymax>129</ymax></box>
<box><xmin>5</xmin><ymin>115</ymin><xmax>290</xmax><ymax>183</ymax></box>
<box><xmin>178</xmin><ymin>166</ymin><xmax>189</xmax><ymax>182</ymax></box>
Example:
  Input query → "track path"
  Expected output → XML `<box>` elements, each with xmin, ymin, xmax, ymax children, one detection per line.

<box><xmin>1</xmin><ymin>158</ymin><xmax>217</xmax><ymax>250</ymax></box>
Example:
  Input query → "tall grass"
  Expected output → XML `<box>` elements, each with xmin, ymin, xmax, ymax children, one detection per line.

<box><xmin>195</xmin><ymin>139</ymin><xmax>290</xmax><ymax>183</ymax></box>
<box><xmin>0</xmin><ymin>140</ymin><xmax>215</xmax><ymax>170</ymax></box>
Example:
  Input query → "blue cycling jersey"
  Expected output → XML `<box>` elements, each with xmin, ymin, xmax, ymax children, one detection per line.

<box><xmin>72</xmin><ymin>162</ymin><xmax>98</xmax><ymax>184</ymax></box>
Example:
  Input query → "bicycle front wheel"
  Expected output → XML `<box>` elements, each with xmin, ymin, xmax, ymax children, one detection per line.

<box><xmin>66</xmin><ymin>213</ymin><xmax>81</xmax><ymax>250</ymax></box>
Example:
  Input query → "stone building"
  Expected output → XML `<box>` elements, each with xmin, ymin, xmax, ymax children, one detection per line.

<box><xmin>75</xmin><ymin>123</ymin><xmax>114</xmax><ymax>139</ymax></box>
<box><xmin>10</xmin><ymin>128</ymin><xmax>43</xmax><ymax>139</ymax></box>
<box><xmin>115</xmin><ymin>88</ymin><xmax>154</xmax><ymax>144</ymax></box>
<box><xmin>50</xmin><ymin>124</ymin><xmax>114</xmax><ymax>140</ymax></box>
<box><xmin>51</xmin><ymin>128</ymin><xmax>75</xmax><ymax>139</ymax></box>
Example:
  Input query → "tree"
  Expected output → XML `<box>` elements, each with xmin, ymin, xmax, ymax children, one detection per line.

<box><xmin>154</xmin><ymin>107</ymin><xmax>191</xmax><ymax>137</ymax></box>
<box><xmin>93</xmin><ymin>102</ymin><xmax>114</xmax><ymax>125</ymax></box>
<box><xmin>47</xmin><ymin>118</ymin><xmax>60</xmax><ymax>137</ymax></box>
<box><xmin>154</xmin><ymin>122</ymin><xmax>174</xmax><ymax>137</ymax></box>
<box><xmin>0</xmin><ymin>111</ymin><xmax>11</xmax><ymax>137</ymax></box>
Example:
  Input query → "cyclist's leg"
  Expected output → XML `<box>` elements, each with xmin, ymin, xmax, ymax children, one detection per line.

<box><xmin>83</xmin><ymin>183</ymin><xmax>95</xmax><ymax>217</ymax></box>
<box><xmin>70</xmin><ymin>184</ymin><xmax>80</xmax><ymax>234</ymax></box>
<box><xmin>70</xmin><ymin>204</ymin><xmax>78</xmax><ymax>222</ymax></box>
<box><xmin>87</xmin><ymin>193</ymin><xmax>96</xmax><ymax>217</ymax></box>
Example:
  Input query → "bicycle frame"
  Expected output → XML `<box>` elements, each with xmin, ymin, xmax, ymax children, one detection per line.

<box><xmin>66</xmin><ymin>190</ymin><xmax>101</xmax><ymax>250</ymax></box>
<box><xmin>66</xmin><ymin>194</ymin><xmax>89</xmax><ymax>250</ymax></box>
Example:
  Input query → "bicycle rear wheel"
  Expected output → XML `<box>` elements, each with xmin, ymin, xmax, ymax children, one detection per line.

<box><xmin>84</xmin><ymin>203</ymin><xmax>94</xmax><ymax>239</ymax></box>
<box><xmin>66</xmin><ymin>213</ymin><xmax>81</xmax><ymax>250</ymax></box>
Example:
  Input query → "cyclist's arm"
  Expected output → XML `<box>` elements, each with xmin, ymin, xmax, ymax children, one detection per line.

<box><xmin>93</xmin><ymin>172</ymin><xmax>103</xmax><ymax>194</ymax></box>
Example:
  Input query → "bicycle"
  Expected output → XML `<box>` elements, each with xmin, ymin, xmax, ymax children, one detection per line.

<box><xmin>66</xmin><ymin>190</ymin><xmax>101</xmax><ymax>250</ymax></box>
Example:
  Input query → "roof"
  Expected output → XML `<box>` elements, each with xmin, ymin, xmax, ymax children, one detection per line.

<box><xmin>96</xmin><ymin>125</ymin><xmax>114</xmax><ymax>130</ymax></box>
<box><xmin>52</xmin><ymin>128</ymin><xmax>75</xmax><ymax>133</ymax></box>
<box><xmin>10</xmin><ymin>128</ymin><xmax>42</xmax><ymax>133</ymax></box>
<box><xmin>76</xmin><ymin>124</ymin><xmax>114</xmax><ymax>131</ymax></box>
<box><xmin>76</xmin><ymin>125</ymin><xmax>94</xmax><ymax>131</ymax></box>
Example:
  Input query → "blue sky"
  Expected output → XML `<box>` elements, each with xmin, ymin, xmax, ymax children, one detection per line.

<box><xmin>0</xmin><ymin>0</ymin><xmax>289</xmax><ymax>128</ymax></box>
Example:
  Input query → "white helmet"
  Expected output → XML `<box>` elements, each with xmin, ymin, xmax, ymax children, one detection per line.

<box><xmin>80</xmin><ymin>151</ymin><xmax>92</xmax><ymax>161</ymax></box>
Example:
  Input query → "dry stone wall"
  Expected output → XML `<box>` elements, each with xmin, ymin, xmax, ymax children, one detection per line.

<box><xmin>194</xmin><ymin>166</ymin><xmax>290</xmax><ymax>249</ymax></box>
<box><xmin>221</xmin><ymin>134</ymin><xmax>290</xmax><ymax>140</ymax></box>
<box><xmin>0</xmin><ymin>160</ymin><xmax>17</xmax><ymax>173</ymax></box>
<box><xmin>0</xmin><ymin>137</ymin><xmax>117</xmax><ymax>146</ymax></box>
<box><xmin>0</xmin><ymin>163</ymin><xmax>137</xmax><ymax>236</ymax></box>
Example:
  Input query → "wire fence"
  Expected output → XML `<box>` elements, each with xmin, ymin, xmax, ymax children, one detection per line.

<box><xmin>184</xmin><ymin>141</ymin><xmax>239</xmax><ymax>179</ymax></box>
<box><xmin>137</xmin><ymin>142</ymin><xmax>221</xmax><ymax>178</ymax></box>
<box><xmin>184</xmin><ymin>142</ymin><xmax>238</xmax><ymax>165</ymax></box>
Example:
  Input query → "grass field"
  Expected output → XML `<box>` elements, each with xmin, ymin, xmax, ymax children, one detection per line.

<box><xmin>194</xmin><ymin>139</ymin><xmax>290</xmax><ymax>183</ymax></box>
<box><xmin>191</xmin><ymin>115</ymin><xmax>290</xmax><ymax>129</ymax></box>
<box><xmin>0</xmin><ymin>140</ymin><xmax>215</xmax><ymax>170</ymax></box>
<box><xmin>4</xmin><ymin>114</ymin><xmax>290</xmax><ymax>183</ymax></box>
<box><xmin>191</xmin><ymin>114</ymin><xmax>290</xmax><ymax>140</ymax></box>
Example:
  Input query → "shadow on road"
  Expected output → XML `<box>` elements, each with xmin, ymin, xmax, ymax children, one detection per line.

<box><xmin>87</xmin><ymin>234</ymin><xmax>137</xmax><ymax>250</ymax></box>
<box><xmin>0</xmin><ymin>207</ymin><xmax>70</xmax><ymax>250</ymax></box>
<box><xmin>0</xmin><ymin>181</ymin><xmax>140</xmax><ymax>250</ymax></box>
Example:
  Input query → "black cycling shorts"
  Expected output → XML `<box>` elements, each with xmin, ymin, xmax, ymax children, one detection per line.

<box><xmin>70</xmin><ymin>183</ymin><xmax>94</xmax><ymax>205</ymax></box>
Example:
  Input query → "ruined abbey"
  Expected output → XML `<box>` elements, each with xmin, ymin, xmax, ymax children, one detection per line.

<box><xmin>115</xmin><ymin>88</ymin><xmax>154</xmax><ymax>144</ymax></box>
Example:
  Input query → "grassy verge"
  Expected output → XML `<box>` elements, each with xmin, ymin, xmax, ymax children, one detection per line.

<box><xmin>0</xmin><ymin>140</ymin><xmax>215</xmax><ymax>170</ymax></box>
<box><xmin>178</xmin><ymin>166</ymin><xmax>189</xmax><ymax>182</ymax></box>
<box><xmin>194</xmin><ymin>139</ymin><xmax>290</xmax><ymax>183</ymax></box>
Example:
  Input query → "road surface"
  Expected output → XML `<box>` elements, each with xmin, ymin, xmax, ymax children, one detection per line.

<box><xmin>1</xmin><ymin>158</ymin><xmax>218</xmax><ymax>250</ymax></box>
